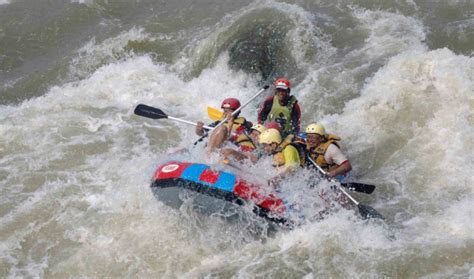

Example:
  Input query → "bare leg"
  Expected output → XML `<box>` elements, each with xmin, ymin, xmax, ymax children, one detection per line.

<box><xmin>207</xmin><ymin>126</ymin><xmax>229</xmax><ymax>154</ymax></box>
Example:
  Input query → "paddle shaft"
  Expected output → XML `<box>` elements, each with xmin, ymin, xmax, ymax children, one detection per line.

<box><xmin>307</xmin><ymin>156</ymin><xmax>360</xmax><ymax>205</ymax></box>
<box><xmin>193</xmin><ymin>85</ymin><xmax>269</xmax><ymax>145</ymax></box>
<box><xmin>167</xmin><ymin>116</ymin><xmax>213</xmax><ymax>130</ymax></box>
<box><xmin>134</xmin><ymin>104</ymin><xmax>214</xmax><ymax>130</ymax></box>
<box><xmin>307</xmin><ymin>156</ymin><xmax>384</xmax><ymax>219</ymax></box>
<box><xmin>211</xmin><ymin>85</ymin><xmax>269</xmax><ymax>131</ymax></box>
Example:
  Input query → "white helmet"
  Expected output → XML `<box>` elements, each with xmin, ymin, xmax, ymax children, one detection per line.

<box><xmin>305</xmin><ymin>123</ymin><xmax>326</xmax><ymax>136</ymax></box>
<box><xmin>259</xmin><ymin>128</ymin><xmax>282</xmax><ymax>144</ymax></box>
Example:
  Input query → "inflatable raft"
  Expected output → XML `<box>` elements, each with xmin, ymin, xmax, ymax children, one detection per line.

<box><xmin>151</xmin><ymin>161</ymin><xmax>292</xmax><ymax>226</ymax></box>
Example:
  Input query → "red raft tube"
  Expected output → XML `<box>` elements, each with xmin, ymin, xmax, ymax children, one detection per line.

<box><xmin>151</xmin><ymin>161</ymin><xmax>293</xmax><ymax>227</ymax></box>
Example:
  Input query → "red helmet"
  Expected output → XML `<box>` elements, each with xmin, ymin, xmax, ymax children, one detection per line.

<box><xmin>274</xmin><ymin>78</ymin><xmax>290</xmax><ymax>90</ymax></box>
<box><xmin>221</xmin><ymin>98</ymin><xmax>241</xmax><ymax>110</ymax></box>
<box><xmin>265</xmin><ymin>121</ymin><xmax>282</xmax><ymax>132</ymax></box>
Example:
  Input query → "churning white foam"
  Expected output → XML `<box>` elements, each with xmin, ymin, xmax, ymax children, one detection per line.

<box><xmin>1</xmin><ymin>1</ymin><xmax>472</xmax><ymax>277</ymax></box>
<box><xmin>321</xmin><ymin>48</ymin><xmax>473</xmax><ymax>232</ymax></box>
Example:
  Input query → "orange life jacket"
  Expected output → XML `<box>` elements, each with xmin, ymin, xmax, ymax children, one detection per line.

<box><xmin>234</xmin><ymin>133</ymin><xmax>256</xmax><ymax>152</ymax></box>
<box><xmin>306</xmin><ymin>134</ymin><xmax>341</xmax><ymax>171</ymax></box>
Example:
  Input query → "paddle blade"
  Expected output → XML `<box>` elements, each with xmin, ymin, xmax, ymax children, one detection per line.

<box><xmin>134</xmin><ymin>104</ymin><xmax>168</xmax><ymax>119</ymax></box>
<box><xmin>341</xmin><ymin>182</ymin><xmax>376</xmax><ymax>194</ymax></box>
<box><xmin>207</xmin><ymin>106</ymin><xmax>224</xmax><ymax>121</ymax></box>
<box><xmin>358</xmin><ymin>204</ymin><xmax>384</xmax><ymax>220</ymax></box>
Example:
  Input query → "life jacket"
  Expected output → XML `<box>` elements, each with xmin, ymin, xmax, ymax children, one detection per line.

<box><xmin>306</xmin><ymin>134</ymin><xmax>341</xmax><ymax>171</ymax></box>
<box><xmin>234</xmin><ymin>133</ymin><xmax>256</xmax><ymax>152</ymax></box>
<box><xmin>272</xmin><ymin>139</ymin><xmax>305</xmax><ymax>168</ymax></box>
<box><xmin>220</xmin><ymin>116</ymin><xmax>247</xmax><ymax>141</ymax></box>
<box><xmin>274</xmin><ymin>134</ymin><xmax>307</xmax><ymax>166</ymax></box>
<box><xmin>267</xmin><ymin>95</ymin><xmax>297</xmax><ymax>135</ymax></box>
<box><xmin>214</xmin><ymin>116</ymin><xmax>254</xmax><ymax>151</ymax></box>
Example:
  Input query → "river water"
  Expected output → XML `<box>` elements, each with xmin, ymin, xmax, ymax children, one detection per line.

<box><xmin>1</xmin><ymin>0</ymin><xmax>473</xmax><ymax>278</ymax></box>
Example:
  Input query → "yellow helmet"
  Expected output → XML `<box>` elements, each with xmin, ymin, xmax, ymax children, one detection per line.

<box><xmin>251</xmin><ymin>124</ymin><xmax>266</xmax><ymax>134</ymax></box>
<box><xmin>259</xmin><ymin>128</ymin><xmax>282</xmax><ymax>144</ymax></box>
<box><xmin>305</xmin><ymin>123</ymin><xmax>326</xmax><ymax>136</ymax></box>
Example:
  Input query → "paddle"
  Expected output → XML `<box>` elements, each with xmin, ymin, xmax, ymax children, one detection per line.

<box><xmin>207</xmin><ymin>106</ymin><xmax>224</xmax><ymax>121</ymax></box>
<box><xmin>134</xmin><ymin>104</ymin><xmax>214</xmax><ymax>130</ymax></box>
<box><xmin>193</xmin><ymin>85</ymin><xmax>270</xmax><ymax>145</ymax></box>
<box><xmin>307</xmin><ymin>156</ymin><xmax>384</xmax><ymax>219</ymax></box>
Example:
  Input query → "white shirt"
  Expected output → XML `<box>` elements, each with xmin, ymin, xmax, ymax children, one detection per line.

<box><xmin>324</xmin><ymin>144</ymin><xmax>348</xmax><ymax>166</ymax></box>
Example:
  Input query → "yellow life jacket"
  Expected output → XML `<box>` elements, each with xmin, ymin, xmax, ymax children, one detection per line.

<box><xmin>307</xmin><ymin>134</ymin><xmax>341</xmax><ymax>171</ymax></box>
<box><xmin>276</xmin><ymin>134</ymin><xmax>294</xmax><ymax>152</ymax></box>
<box><xmin>272</xmin><ymin>143</ymin><xmax>302</xmax><ymax>168</ymax></box>
<box><xmin>274</xmin><ymin>134</ymin><xmax>306</xmax><ymax>166</ymax></box>
<box><xmin>268</xmin><ymin>96</ymin><xmax>297</xmax><ymax>134</ymax></box>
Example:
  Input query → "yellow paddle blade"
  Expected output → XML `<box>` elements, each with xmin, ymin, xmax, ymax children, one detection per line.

<box><xmin>207</xmin><ymin>106</ymin><xmax>224</xmax><ymax>121</ymax></box>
